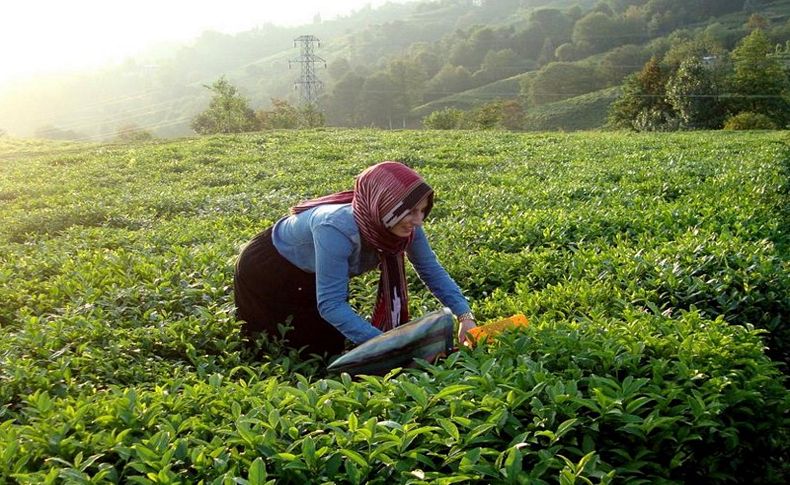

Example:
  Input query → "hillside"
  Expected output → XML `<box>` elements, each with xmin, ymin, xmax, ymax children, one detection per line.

<box><xmin>1</xmin><ymin>129</ymin><xmax>788</xmax><ymax>482</ymax></box>
<box><xmin>0</xmin><ymin>0</ymin><xmax>788</xmax><ymax>138</ymax></box>
<box><xmin>522</xmin><ymin>86</ymin><xmax>620</xmax><ymax>131</ymax></box>
<box><xmin>411</xmin><ymin>72</ymin><xmax>533</xmax><ymax>117</ymax></box>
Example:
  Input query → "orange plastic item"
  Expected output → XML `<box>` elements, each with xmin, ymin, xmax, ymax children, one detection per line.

<box><xmin>465</xmin><ymin>314</ymin><xmax>529</xmax><ymax>347</ymax></box>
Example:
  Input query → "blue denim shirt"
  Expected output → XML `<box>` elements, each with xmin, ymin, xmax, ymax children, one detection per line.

<box><xmin>272</xmin><ymin>203</ymin><xmax>471</xmax><ymax>343</ymax></box>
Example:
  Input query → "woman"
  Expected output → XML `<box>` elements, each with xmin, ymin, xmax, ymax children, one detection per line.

<box><xmin>234</xmin><ymin>161</ymin><xmax>476</xmax><ymax>356</ymax></box>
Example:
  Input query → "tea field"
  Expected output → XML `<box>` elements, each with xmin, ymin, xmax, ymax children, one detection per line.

<box><xmin>1</xmin><ymin>130</ymin><xmax>788</xmax><ymax>483</ymax></box>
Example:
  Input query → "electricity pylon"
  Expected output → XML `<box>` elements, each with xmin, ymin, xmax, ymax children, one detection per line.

<box><xmin>289</xmin><ymin>35</ymin><xmax>326</xmax><ymax>107</ymax></box>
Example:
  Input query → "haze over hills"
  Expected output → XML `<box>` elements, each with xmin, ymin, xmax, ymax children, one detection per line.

<box><xmin>0</xmin><ymin>0</ymin><xmax>788</xmax><ymax>140</ymax></box>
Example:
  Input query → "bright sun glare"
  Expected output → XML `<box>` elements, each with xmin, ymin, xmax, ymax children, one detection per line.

<box><xmin>0</xmin><ymin>0</ymin><xmax>393</xmax><ymax>84</ymax></box>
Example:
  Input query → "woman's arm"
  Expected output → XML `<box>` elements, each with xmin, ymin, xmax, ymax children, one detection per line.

<box><xmin>407</xmin><ymin>227</ymin><xmax>476</xmax><ymax>344</ymax></box>
<box><xmin>406</xmin><ymin>227</ymin><xmax>471</xmax><ymax>316</ymax></box>
<box><xmin>313</xmin><ymin>223</ymin><xmax>383</xmax><ymax>344</ymax></box>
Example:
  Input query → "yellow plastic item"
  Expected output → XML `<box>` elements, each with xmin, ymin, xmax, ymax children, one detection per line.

<box><xmin>465</xmin><ymin>314</ymin><xmax>529</xmax><ymax>347</ymax></box>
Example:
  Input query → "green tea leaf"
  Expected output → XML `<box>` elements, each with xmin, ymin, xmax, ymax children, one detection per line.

<box><xmin>432</xmin><ymin>384</ymin><xmax>474</xmax><ymax>402</ymax></box>
<box><xmin>340</xmin><ymin>448</ymin><xmax>368</xmax><ymax>469</ymax></box>
<box><xmin>402</xmin><ymin>381</ymin><xmax>428</xmax><ymax>407</ymax></box>
<box><xmin>248</xmin><ymin>457</ymin><xmax>267</xmax><ymax>485</ymax></box>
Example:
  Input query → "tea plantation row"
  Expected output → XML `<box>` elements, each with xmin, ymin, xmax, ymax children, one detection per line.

<box><xmin>0</xmin><ymin>130</ymin><xmax>788</xmax><ymax>483</ymax></box>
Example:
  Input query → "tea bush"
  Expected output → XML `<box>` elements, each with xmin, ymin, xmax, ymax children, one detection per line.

<box><xmin>1</xmin><ymin>130</ymin><xmax>788</xmax><ymax>483</ymax></box>
<box><xmin>723</xmin><ymin>112</ymin><xmax>778</xmax><ymax>130</ymax></box>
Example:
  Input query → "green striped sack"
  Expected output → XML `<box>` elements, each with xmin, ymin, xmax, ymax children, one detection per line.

<box><xmin>327</xmin><ymin>308</ymin><xmax>454</xmax><ymax>376</ymax></box>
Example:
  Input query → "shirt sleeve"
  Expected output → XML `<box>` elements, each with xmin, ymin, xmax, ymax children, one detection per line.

<box><xmin>312</xmin><ymin>223</ymin><xmax>383</xmax><ymax>344</ymax></box>
<box><xmin>407</xmin><ymin>227</ymin><xmax>471</xmax><ymax>316</ymax></box>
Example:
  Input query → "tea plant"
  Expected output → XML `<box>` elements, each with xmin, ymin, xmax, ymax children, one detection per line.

<box><xmin>1</xmin><ymin>130</ymin><xmax>788</xmax><ymax>483</ymax></box>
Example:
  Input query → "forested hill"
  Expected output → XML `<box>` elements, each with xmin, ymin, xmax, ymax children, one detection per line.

<box><xmin>1</xmin><ymin>0</ymin><xmax>788</xmax><ymax>140</ymax></box>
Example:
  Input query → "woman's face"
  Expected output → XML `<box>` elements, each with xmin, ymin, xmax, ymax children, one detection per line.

<box><xmin>389</xmin><ymin>197</ymin><xmax>429</xmax><ymax>237</ymax></box>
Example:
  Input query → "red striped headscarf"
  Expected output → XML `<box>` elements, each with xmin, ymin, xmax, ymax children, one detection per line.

<box><xmin>291</xmin><ymin>161</ymin><xmax>434</xmax><ymax>331</ymax></box>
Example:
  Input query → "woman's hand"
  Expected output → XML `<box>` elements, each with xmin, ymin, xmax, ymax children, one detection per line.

<box><xmin>457</xmin><ymin>318</ymin><xmax>477</xmax><ymax>347</ymax></box>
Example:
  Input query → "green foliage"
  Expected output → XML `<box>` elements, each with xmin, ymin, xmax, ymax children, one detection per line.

<box><xmin>464</xmin><ymin>100</ymin><xmax>524</xmax><ymax>130</ymax></box>
<box><xmin>5</xmin><ymin>0</ymin><xmax>790</xmax><ymax>138</ymax></box>
<box><xmin>599</xmin><ymin>44</ymin><xmax>652</xmax><ymax>85</ymax></box>
<box><xmin>114</xmin><ymin>124</ymin><xmax>155</xmax><ymax>143</ymax></box>
<box><xmin>572</xmin><ymin>12</ymin><xmax>646</xmax><ymax>55</ymax></box>
<box><xmin>191</xmin><ymin>77</ymin><xmax>257</xmax><ymax>135</ymax></box>
<box><xmin>528</xmin><ymin>62</ymin><xmax>603</xmax><ymax>107</ymax></box>
<box><xmin>256</xmin><ymin>99</ymin><xmax>325</xmax><ymax>130</ymax></box>
<box><xmin>723</xmin><ymin>111</ymin><xmax>779</xmax><ymax>130</ymax></box>
<box><xmin>643</xmin><ymin>0</ymin><xmax>746</xmax><ymax>34</ymax></box>
<box><xmin>1</xmin><ymin>130</ymin><xmax>789</xmax><ymax>483</ymax></box>
<box><xmin>360</xmin><ymin>72</ymin><xmax>400</xmax><ymax>128</ymax></box>
<box><xmin>257</xmin><ymin>99</ymin><xmax>300</xmax><ymax>129</ymax></box>
<box><xmin>388</xmin><ymin>58</ymin><xmax>428</xmax><ymax>118</ymax></box>
<box><xmin>607</xmin><ymin>28</ymin><xmax>790</xmax><ymax>131</ymax></box>
<box><xmin>524</xmin><ymin>87</ymin><xmax>619</xmax><ymax>131</ymax></box>
<box><xmin>665</xmin><ymin>57</ymin><xmax>726</xmax><ymax>129</ymax></box>
<box><xmin>423</xmin><ymin>108</ymin><xmax>464</xmax><ymax>130</ymax></box>
<box><xmin>324</xmin><ymin>73</ymin><xmax>366</xmax><ymax>126</ymax></box>
<box><xmin>530</xmin><ymin>7</ymin><xmax>574</xmax><ymax>45</ymax></box>
<box><xmin>554</xmin><ymin>42</ymin><xmax>578</xmax><ymax>62</ymax></box>
<box><xmin>415</xmin><ymin>71</ymin><xmax>529</xmax><ymax>121</ymax></box>
<box><xmin>300</xmin><ymin>105</ymin><xmax>326</xmax><ymax>129</ymax></box>
<box><xmin>474</xmin><ymin>49</ymin><xmax>524</xmax><ymax>85</ymax></box>
<box><xmin>607</xmin><ymin>57</ymin><xmax>677</xmax><ymax>131</ymax></box>
<box><xmin>727</xmin><ymin>29</ymin><xmax>790</xmax><ymax>126</ymax></box>
<box><xmin>423</xmin><ymin>101</ymin><xmax>523</xmax><ymax>131</ymax></box>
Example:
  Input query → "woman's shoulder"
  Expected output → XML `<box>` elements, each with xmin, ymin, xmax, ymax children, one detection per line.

<box><xmin>311</xmin><ymin>204</ymin><xmax>360</xmax><ymax>239</ymax></box>
<box><xmin>311</xmin><ymin>203</ymin><xmax>353</xmax><ymax>222</ymax></box>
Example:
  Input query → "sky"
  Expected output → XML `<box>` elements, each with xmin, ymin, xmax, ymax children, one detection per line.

<box><xmin>0</xmin><ymin>0</ymin><xmax>410</xmax><ymax>85</ymax></box>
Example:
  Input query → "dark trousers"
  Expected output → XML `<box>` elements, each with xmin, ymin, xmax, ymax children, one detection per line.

<box><xmin>233</xmin><ymin>227</ymin><xmax>346</xmax><ymax>356</ymax></box>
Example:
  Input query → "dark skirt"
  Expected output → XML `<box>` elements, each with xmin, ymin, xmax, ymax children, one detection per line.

<box><xmin>233</xmin><ymin>227</ymin><xmax>346</xmax><ymax>356</ymax></box>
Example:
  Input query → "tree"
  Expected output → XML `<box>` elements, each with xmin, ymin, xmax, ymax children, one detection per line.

<box><xmin>512</xmin><ymin>26</ymin><xmax>545</xmax><ymax>61</ymax></box>
<box><xmin>555</xmin><ymin>43</ymin><xmax>579</xmax><ymax>62</ymax></box>
<box><xmin>599</xmin><ymin>44</ymin><xmax>651</xmax><ymax>85</ymax></box>
<box><xmin>327</xmin><ymin>58</ymin><xmax>353</xmax><ymax>82</ymax></box>
<box><xmin>537</xmin><ymin>37</ymin><xmax>557</xmax><ymax>65</ymax></box>
<box><xmin>723</xmin><ymin>111</ymin><xmax>778</xmax><ymax>130</ymax></box>
<box><xmin>574</xmin><ymin>11</ymin><xmax>646</xmax><ymax>54</ymax></box>
<box><xmin>666</xmin><ymin>56</ymin><xmax>726</xmax><ymax>129</ymax></box>
<box><xmin>423</xmin><ymin>107</ymin><xmax>464</xmax><ymax>129</ymax></box>
<box><xmin>256</xmin><ymin>99</ymin><xmax>325</xmax><ymax>129</ymax></box>
<box><xmin>255</xmin><ymin>99</ymin><xmax>299</xmax><ymax>129</ymax></box>
<box><xmin>466</xmin><ymin>102</ymin><xmax>504</xmax><ymax>129</ymax></box>
<box><xmin>728</xmin><ymin>29</ymin><xmax>790</xmax><ymax>126</ymax></box>
<box><xmin>662</xmin><ymin>38</ymin><xmax>724</xmax><ymax>72</ymax></box>
<box><xmin>425</xmin><ymin>65</ymin><xmax>473</xmax><ymax>102</ymax></box>
<box><xmin>746</xmin><ymin>14</ymin><xmax>769</xmax><ymax>32</ymax></box>
<box><xmin>592</xmin><ymin>1</ymin><xmax>615</xmax><ymax>16</ymax></box>
<box><xmin>700</xmin><ymin>23</ymin><xmax>734</xmax><ymax>50</ymax></box>
<box><xmin>474</xmin><ymin>49</ymin><xmax>523</xmax><ymax>84</ymax></box>
<box><xmin>529</xmin><ymin>8</ymin><xmax>573</xmax><ymax>43</ymax></box>
<box><xmin>191</xmin><ymin>77</ymin><xmax>256</xmax><ymax>134</ymax></box>
<box><xmin>358</xmin><ymin>72</ymin><xmax>398</xmax><ymax>128</ymax></box>
<box><xmin>387</xmin><ymin>59</ymin><xmax>427</xmax><ymax>121</ymax></box>
<box><xmin>498</xmin><ymin>99</ymin><xmax>525</xmax><ymax>130</ymax></box>
<box><xmin>462</xmin><ymin>100</ymin><xmax>525</xmax><ymax>130</ymax></box>
<box><xmin>449</xmin><ymin>25</ymin><xmax>510</xmax><ymax>71</ymax></box>
<box><xmin>608</xmin><ymin>56</ymin><xmax>677</xmax><ymax>130</ymax></box>
<box><xmin>410</xmin><ymin>43</ymin><xmax>444</xmax><ymax>79</ymax></box>
<box><xmin>324</xmin><ymin>73</ymin><xmax>365</xmax><ymax>126</ymax></box>
<box><xmin>448</xmin><ymin>40</ymin><xmax>484</xmax><ymax>71</ymax></box>
<box><xmin>299</xmin><ymin>105</ymin><xmax>326</xmax><ymax>128</ymax></box>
